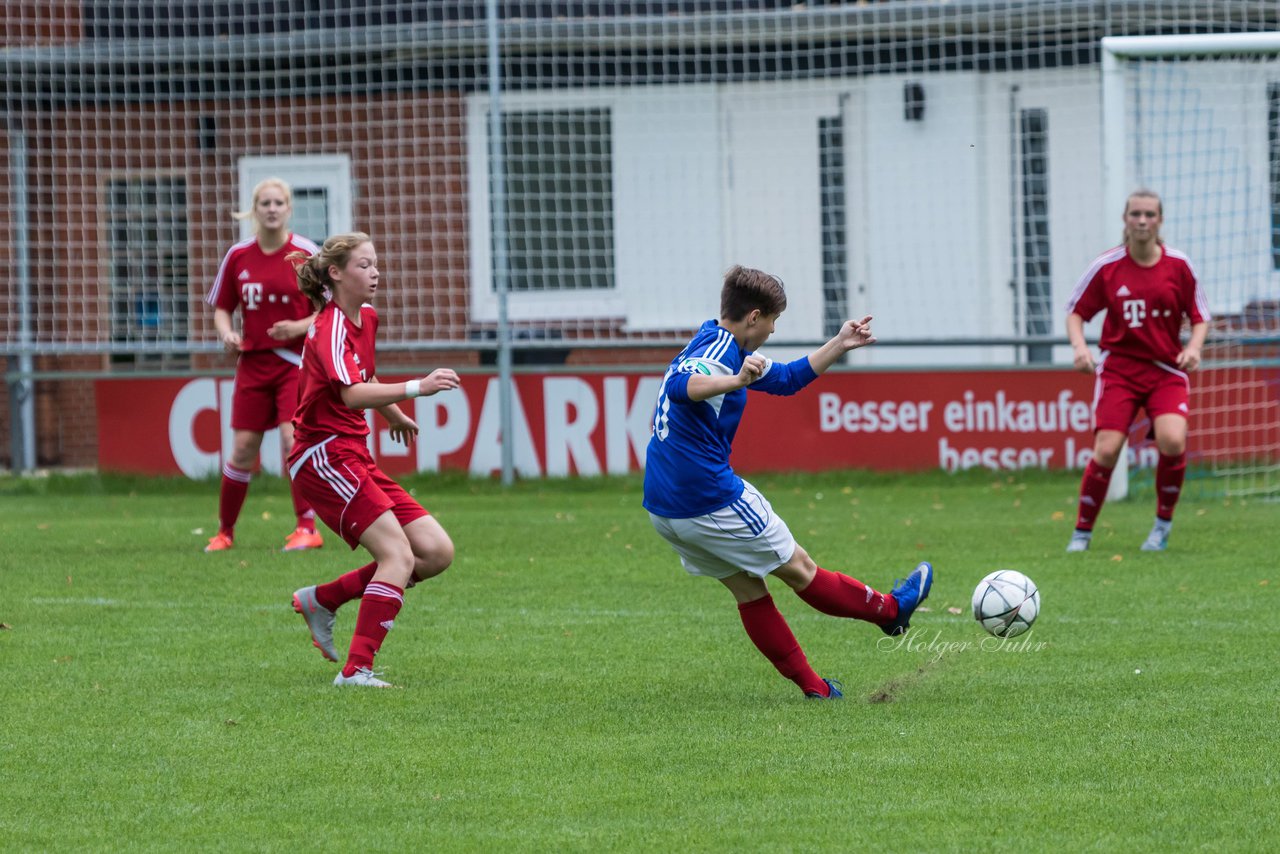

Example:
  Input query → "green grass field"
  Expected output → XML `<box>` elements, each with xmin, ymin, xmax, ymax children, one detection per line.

<box><xmin>1</xmin><ymin>469</ymin><xmax>1276</xmax><ymax>851</ymax></box>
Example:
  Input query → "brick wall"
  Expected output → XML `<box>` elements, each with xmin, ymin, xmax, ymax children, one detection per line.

<box><xmin>4</xmin><ymin>90</ymin><xmax>473</xmax><ymax>469</ymax></box>
<box><xmin>0</xmin><ymin>2</ymin><xmax>82</xmax><ymax>46</ymax></box>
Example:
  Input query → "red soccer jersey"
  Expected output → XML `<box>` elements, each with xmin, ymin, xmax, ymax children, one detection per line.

<box><xmin>292</xmin><ymin>302</ymin><xmax>379</xmax><ymax>447</ymax></box>
<box><xmin>206</xmin><ymin>233</ymin><xmax>320</xmax><ymax>354</ymax></box>
<box><xmin>1065</xmin><ymin>245</ymin><xmax>1210</xmax><ymax>366</ymax></box>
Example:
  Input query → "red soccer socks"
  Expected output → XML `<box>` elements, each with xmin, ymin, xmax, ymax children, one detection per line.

<box><xmin>1074</xmin><ymin>459</ymin><xmax>1114</xmax><ymax>532</ymax></box>
<box><xmin>737</xmin><ymin>595</ymin><xmax>829</xmax><ymax>697</ymax></box>
<box><xmin>216</xmin><ymin>463</ymin><xmax>252</xmax><ymax>535</ymax></box>
<box><xmin>796</xmin><ymin>567</ymin><xmax>897</xmax><ymax>623</ymax></box>
<box><xmin>1156</xmin><ymin>453</ymin><xmax>1187</xmax><ymax>521</ymax></box>
<box><xmin>314</xmin><ymin>562</ymin><xmax>378</xmax><ymax>613</ymax></box>
<box><xmin>342</xmin><ymin>581</ymin><xmax>404</xmax><ymax>677</ymax></box>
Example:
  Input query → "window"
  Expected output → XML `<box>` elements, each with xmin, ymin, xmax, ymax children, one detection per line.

<box><xmin>105</xmin><ymin>176</ymin><xmax>189</xmax><ymax>366</ymax></box>
<box><xmin>237</xmin><ymin>154</ymin><xmax>352</xmax><ymax>244</ymax></box>
<box><xmin>496</xmin><ymin>108</ymin><xmax>615</xmax><ymax>293</ymax></box>
<box><xmin>1020</xmin><ymin>108</ymin><xmax>1052</xmax><ymax>363</ymax></box>
<box><xmin>289</xmin><ymin>187</ymin><xmax>332</xmax><ymax>247</ymax></box>
<box><xmin>1269</xmin><ymin>83</ymin><xmax>1280</xmax><ymax>270</ymax></box>
<box><xmin>818</xmin><ymin>115</ymin><xmax>848</xmax><ymax>339</ymax></box>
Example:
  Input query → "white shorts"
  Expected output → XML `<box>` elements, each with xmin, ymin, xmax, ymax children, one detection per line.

<box><xmin>648</xmin><ymin>480</ymin><xmax>797</xmax><ymax>580</ymax></box>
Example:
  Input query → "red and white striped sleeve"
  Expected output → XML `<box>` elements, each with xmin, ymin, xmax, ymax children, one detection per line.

<box><xmin>1166</xmin><ymin>248</ymin><xmax>1210</xmax><ymax>324</ymax></box>
<box><xmin>205</xmin><ymin>238</ymin><xmax>255</xmax><ymax>310</ymax></box>
<box><xmin>1065</xmin><ymin>246</ymin><xmax>1125</xmax><ymax>319</ymax></box>
<box><xmin>315</xmin><ymin>305</ymin><xmax>364</xmax><ymax>387</ymax></box>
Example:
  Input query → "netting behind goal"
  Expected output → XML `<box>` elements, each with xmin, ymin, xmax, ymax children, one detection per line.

<box><xmin>1106</xmin><ymin>34</ymin><xmax>1280</xmax><ymax>498</ymax></box>
<box><xmin>4</xmin><ymin>4</ymin><xmax>1280</xmax><ymax>473</ymax></box>
<box><xmin>2</xmin><ymin>3</ymin><xmax>1277</xmax><ymax>368</ymax></box>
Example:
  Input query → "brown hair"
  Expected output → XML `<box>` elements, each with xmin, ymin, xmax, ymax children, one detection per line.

<box><xmin>233</xmin><ymin>177</ymin><xmax>292</xmax><ymax>235</ymax></box>
<box><xmin>290</xmin><ymin>232</ymin><xmax>372</xmax><ymax>310</ymax></box>
<box><xmin>720</xmin><ymin>265</ymin><xmax>788</xmax><ymax>322</ymax></box>
<box><xmin>1121</xmin><ymin>188</ymin><xmax>1163</xmax><ymax>245</ymax></box>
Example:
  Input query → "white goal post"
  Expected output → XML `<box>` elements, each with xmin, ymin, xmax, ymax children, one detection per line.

<box><xmin>1101</xmin><ymin>32</ymin><xmax>1280</xmax><ymax>500</ymax></box>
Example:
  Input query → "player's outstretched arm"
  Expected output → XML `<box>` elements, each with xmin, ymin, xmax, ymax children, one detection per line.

<box><xmin>340</xmin><ymin>368</ymin><xmax>461</xmax><ymax>410</ymax></box>
<box><xmin>807</xmin><ymin>315</ymin><xmax>876</xmax><ymax>375</ymax></box>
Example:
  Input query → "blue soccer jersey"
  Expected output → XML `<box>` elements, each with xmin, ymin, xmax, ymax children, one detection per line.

<box><xmin>643</xmin><ymin>319</ymin><xmax>819</xmax><ymax>518</ymax></box>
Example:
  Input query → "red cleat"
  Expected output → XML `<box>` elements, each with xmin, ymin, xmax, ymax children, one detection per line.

<box><xmin>282</xmin><ymin>527</ymin><xmax>324</xmax><ymax>552</ymax></box>
<box><xmin>204</xmin><ymin>532</ymin><xmax>234</xmax><ymax>553</ymax></box>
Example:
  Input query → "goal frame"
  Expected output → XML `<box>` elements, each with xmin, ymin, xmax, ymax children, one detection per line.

<box><xmin>1100</xmin><ymin>32</ymin><xmax>1280</xmax><ymax>500</ymax></box>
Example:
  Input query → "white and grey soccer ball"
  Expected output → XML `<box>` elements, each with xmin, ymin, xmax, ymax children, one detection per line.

<box><xmin>972</xmin><ymin>570</ymin><xmax>1040</xmax><ymax>638</ymax></box>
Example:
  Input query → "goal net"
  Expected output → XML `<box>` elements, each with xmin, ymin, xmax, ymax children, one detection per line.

<box><xmin>9</xmin><ymin>3</ymin><xmax>1263</xmax><ymax>368</ymax></box>
<box><xmin>1104</xmin><ymin>34</ymin><xmax>1280</xmax><ymax>499</ymax></box>
<box><xmin>3</xmin><ymin>4</ymin><xmax>1280</xmax><ymax>473</ymax></box>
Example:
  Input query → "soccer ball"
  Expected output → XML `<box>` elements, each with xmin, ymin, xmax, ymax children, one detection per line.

<box><xmin>972</xmin><ymin>570</ymin><xmax>1040</xmax><ymax>638</ymax></box>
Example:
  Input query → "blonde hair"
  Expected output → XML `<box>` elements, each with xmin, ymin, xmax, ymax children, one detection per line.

<box><xmin>1121</xmin><ymin>188</ymin><xmax>1163</xmax><ymax>245</ymax></box>
<box><xmin>290</xmin><ymin>232</ymin><xmax>372</xmax><ymax>310</ymax></box>
<box><xmin>233</xmin><ymin>177</ymin><xmax>293</xmax><ymax>235</ymax></box>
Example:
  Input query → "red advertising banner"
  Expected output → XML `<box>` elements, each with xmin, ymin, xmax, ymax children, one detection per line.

<box><xmin>95</xmin><ymin>368</ymin><xmax>1278</xmax><ymax>477</ymax></box>
<box><xmin>735</xmin><ymin>370</ymin><xmax>1098</xmax><ymax>473</ymax></box>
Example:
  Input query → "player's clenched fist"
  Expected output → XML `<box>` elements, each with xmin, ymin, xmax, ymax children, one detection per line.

<box><xmin>420</xmin><ymin>368</ymin><xmax>461</xmax><ymax>394</ymax></box>
<box><xmin>739</xmin><ymin>354</ymin><xmax>765</xmax><ymax>385</ymax></box>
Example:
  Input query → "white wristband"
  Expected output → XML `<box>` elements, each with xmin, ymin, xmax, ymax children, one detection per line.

<box><xmin>405</xmin><ymin>380</ymin><xmax>421</xmax><ymax>398</ymax></box>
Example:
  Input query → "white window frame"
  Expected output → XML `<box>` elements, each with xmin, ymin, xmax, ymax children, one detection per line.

<box><xmin>237</xmin><ymin>154</ymin><xmax>353</xmax><ymax>241</ymax></box>
<box><xmin>468</xmin><ymin>92</ymin><xmax>626</xmax><ymax>324</ymax></box>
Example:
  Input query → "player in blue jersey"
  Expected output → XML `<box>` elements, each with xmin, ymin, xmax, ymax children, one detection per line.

<box><xmin>643</xmin><ymin>265</ymin><xmax>933</xmax><ymax>699</ymax></box>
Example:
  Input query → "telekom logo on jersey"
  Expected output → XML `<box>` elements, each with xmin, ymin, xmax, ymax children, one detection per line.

<box><xmin>166</xmin><ymin>376</ymin><xmax>663</xmax><ymax>479</ymax></box>
<box><xmin>1122</xmin><ymin>298</ymin><xmax>1146</xmax><ymax>327</ymax></box>
<box><xmin>241</xmin><ymin>283</ymin><xmax>263</xmax><ymax>310</ymax></box>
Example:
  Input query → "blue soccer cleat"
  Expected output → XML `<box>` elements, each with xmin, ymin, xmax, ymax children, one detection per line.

<box><xmin>805</xmin><ymin>678</ymin><xmax>844</xmax><ymax>700</ymax></box>
<box><xmin>881</xmin><ymin>561</ymin><xmax>933</xmax><ymax>636</ymax></box>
